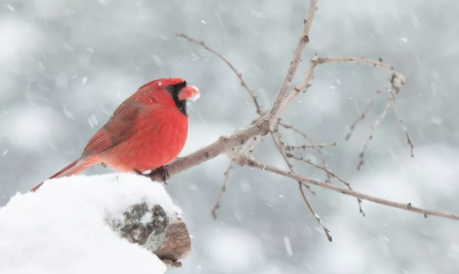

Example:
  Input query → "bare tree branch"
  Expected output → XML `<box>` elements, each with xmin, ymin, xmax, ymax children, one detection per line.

<box><xmin>270</xmin><ymin>125</ymin><xmax>316</xmax><ymax>194</ymax></box>
<box><xmin>357</xmin><ymin>101</ymin><xmax>392</xmax><ymax>170</ymax></box>
<box><xmin>174</xmin><ymin>34</ymin><xmax>272</xmax><ymax>219</ymax></box>
<box><xmin>176</xmin><ymin>34</ymin><xmax>263</xmax><ymax>116</ymax></box>
<box><xmin>238</xmin><ymin>156</ymin><xmax>459</xmax><ymax>221</ymax></box>
<box><xmin>271</xmin><ymin>121</ymin><xmax>324</xmax><ymax>233</ymax></box>
<box><xmin>288</xmin><ymin>154</ymin><xmax>365</xmax><ymax>216</ymax></box>
<box><xmin>140</xmin><ymin>0</ymin><xmax>459</xmax><ymax>235</ymax></box>
<box><xmin>345</xmin><ymin>87</ymin><xmax>386</xmax><ymax>141</ymax></box>
<box><xmin>146</xmin><ymin>120</ymin><xmax>270</xmax><ymax>181</ymax></box>
<box><xmin>176</xmin><ymin>2</ymin><xmax>320</xmax><ymax>219</ymax></box>
<box><xmin>389</xmin><ymin>90</ymin><xmax>414</xmax><ymax>157</ymax></box>
<box><xmin>211</xmin><ymin>162</ymin><xmax>233</xmax><ymax>219</ymax></box>
<box><xmin>279</xmin><ymin>122</ymin><xmax>332</xmax><ymax>183</ymax></box>
<box><xmin>279</xmin><ymin>57</ymin><xmax>318</xmax><ymax>117</ymax></box>
<box><xmin>267</xmin><ymin>0</ymin><xmax>318</xmax><ymax>123</ymax></box>
<box><xmin>316</xmin><ymin>56</ymin><xmax>395</xmax><ymax>73</ymax></box>
<box><xmin>277</xmin><ymin>122</ymin><xmax>364</xmax><ymax>215</ymax></box>
<box><xmin>270</xmin><ymin>129</ymin><xmax>293</xmax><ymax>169</ymax></box>
<box><xmin>298</xmin><ymin>182</ymin><xmax>332</xmax><ymax>242</ymax></box>
<box><xmin>286</xmin><ymin>143</ymin><xmax>337</xmax><ymax>150</ymax></box>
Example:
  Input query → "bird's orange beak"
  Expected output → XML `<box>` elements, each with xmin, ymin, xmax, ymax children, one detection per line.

<box><xmin>178</xmin><ymin>85</ymin><xmax>200</xmax><ymax>101</ymax></box>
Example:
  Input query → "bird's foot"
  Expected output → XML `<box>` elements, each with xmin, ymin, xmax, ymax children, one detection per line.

<box><xmin>157</xmin><ymin>165</ymin><xmax>170</xmax><ymax>184</ymax></box>
<box><xmin>133</xmin><ymin>169</ymin><xmax>143</xmax><ymax>175</ymax></box>
<box><xmin>135</xmin><ymin>166</ymin><xmax>170</xmax><ymax>184</ymax></box>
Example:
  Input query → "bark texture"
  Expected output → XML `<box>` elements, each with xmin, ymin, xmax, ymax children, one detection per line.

<box><xmin>109</xmin><ymin>202</ymin><xmax>191</xmax><ymax>268</ymax></box>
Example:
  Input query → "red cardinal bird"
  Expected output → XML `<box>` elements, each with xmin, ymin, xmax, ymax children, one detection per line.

<box><xmin>31</xmin><ymin>78</ymin><xmax>200</xmax><ymax>192</ymax></box>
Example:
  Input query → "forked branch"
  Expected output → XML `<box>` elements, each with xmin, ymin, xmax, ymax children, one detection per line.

<box><xmin>142</xmin><ymin>0</ymin><xmax>459</xmax><ymax>238</ymax></box>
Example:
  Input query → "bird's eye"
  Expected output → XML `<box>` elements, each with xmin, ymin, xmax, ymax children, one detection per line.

<box><xmin>165</xmin><ymin>86</ymin><xmax>174</xmax><ymax>93</ymax></box>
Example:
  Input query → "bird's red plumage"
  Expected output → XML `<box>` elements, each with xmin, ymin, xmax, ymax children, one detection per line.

<box><xmin>100</xmin><ymin>103</ymin><xmax>188</xmax><ymax>172</ymax></box>
<box><xmin>31</xmin><ymin>78</ymin><xmax>199</xmax><ymax>192</ymax></box>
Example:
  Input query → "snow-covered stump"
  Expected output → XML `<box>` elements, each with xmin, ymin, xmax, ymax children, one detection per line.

<box><xmin>110</xmin><ymin>202</ymin><xmax>191</xmax><ymax>267</ymax></box>
<box><xmin>0</xmin><ymin>174</ymin><xmax>190</xmax><ymax>274</ymax></box>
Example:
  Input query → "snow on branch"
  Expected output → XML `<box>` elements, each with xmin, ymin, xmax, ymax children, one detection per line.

<box><xmin>0</xmin><ymin>174</ymin><xmax>190</xmax><ymax>273</ymax></box>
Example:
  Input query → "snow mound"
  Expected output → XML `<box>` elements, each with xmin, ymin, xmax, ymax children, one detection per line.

<box><xmin>0</xmin><ymin>173</ymin><xmax>181</xmax><ymax>274</ymax></box>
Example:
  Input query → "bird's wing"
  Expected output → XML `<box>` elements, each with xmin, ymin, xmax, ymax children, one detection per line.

<box><xmin>80</xmin><ymin>101</ymin><xmax>143</xmax><ymax>161</ymax></box>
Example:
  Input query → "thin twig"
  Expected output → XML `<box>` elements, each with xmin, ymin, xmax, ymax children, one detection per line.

<box><xmin>244</xmin><ymin>136</ymin><xmax>263</xmax><ymax>156</ymax></box>
<box><xmin>272</xmin><ymin>122</ymin><xmax>328</xmax><ymax>232</ymax></box>
<box><xmin>267</xmin><ymin>0</ymin><xmax>318</xmax><ymax>123</ymax></box>
<box><xmin>316</xmin><ymin>56</ymin><xmax>395</xmax><ymax>73</ymax></box>
<box><xmin>177</xmin><ymin>33</ymin><xmax>263</xmax><ymax>116</ymax></box>
<box><xmin>212</xmin><ymin>130</ymin><xmax>268</xmax><ymax>219</ymax></box>
<box><xmin>286</xmin><ymin>143</ymin><xmax>337</xmax><ymax>150</ymax></box>
<box><xmin>270</xmin><ymin>127</ymin><xmax>316</xmax><ymax>195</ymax></box>
<box><xmin>289</xmin><ymin>155</ymin><xmax>347</xmax><ymax>186</ymax></box>
<box><xmin>357</xmin><ymin>102</ymin><xmax>392</xmax><ymax>170</ymax></box>
<box><xmin>175</xmin><ymin>35</ymin><xmax>267</xmax><ymax>218</ymax></box>
<box><xmin>211</xmin><ymin>162</ymin><xmax>233</xmax><ymax>219</ymax></box>
<box><xmin>389</xmin><ymin>90</ymin><xmax>414</xmax><ymax>157</ymax></box>
<box><xmin>278</xmin><ymin>122</ymin><xmax>332</xmax><ymax>183</ymax></box>
<box><xmin>270</xmin><ymin>129</ymin><xmax>293</xmax><ymax>170</ymax></box>
<box><xmin>211</xmin><ymin>125</ymin><xmax>270</xmax><ymax>219</ymax></box>
<box><xmin>309</xmin><ymin>57</ymin><xmax>410</xmax><ymax>155</ymax></box>
<box><xmin>279</xmin><ymin>56</ymin><xmax>402</xmax><ymax>120</ymax></box>
<box><xmin>279</xmin><ymin>57</ymin><xmax>318</xmax><ymax>117</ymax></box>
<box><xmin>298</xmin><ymin>182</ymin><xmax>332</xmax><ymax>242</ymax></box>
<box><xmin>279</xmin><ymin>122</ymin><xmax>364</xmax><ymax>215</ymax></box>
<box><xmin>242</xmin><ymin>158</ymin><xmax>459</xmax><ymax>221</ymax></box>
<box><xmin>288</xmin><ymin>154</ymin><xmax>365</xmax><ymax>216</ymax></box>
<box><xmin>345</xmin><ymin>87</ymin><xmax>387</xmax><ymax>141</ymax></box>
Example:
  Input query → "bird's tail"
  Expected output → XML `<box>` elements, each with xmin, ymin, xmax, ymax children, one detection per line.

<box><xmin>31</xmin><ymin>159</ymin><xmax>92</xmax><ymax>192</ymax></box>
